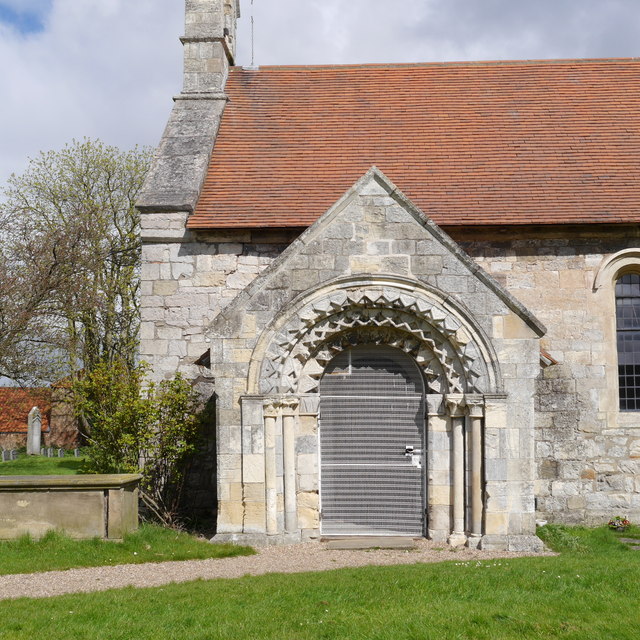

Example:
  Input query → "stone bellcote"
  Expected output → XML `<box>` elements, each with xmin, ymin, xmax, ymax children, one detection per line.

<box><xmin>182</xmin><ymin>0</ymin><xmax>240</xmax><ymax>94</ymax></box>
<box><xmin>136</xmin><ymin>0</ymin><xmax>241</xmax><ymax>214</ymax></box>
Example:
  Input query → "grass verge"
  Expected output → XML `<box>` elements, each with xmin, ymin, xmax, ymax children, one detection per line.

<box><xmin>0</xmin><ymin>526</ymin><xmax>638</xmax><ymax>639</ymax></box>
<box><xmin>0</xmin><ymin>453</ymin><xmax>86</xmax><ymax>475</ymax></box>
<box><xmin>536</xmin><ymin>522</ymin><xmax>631</xmax><ymax>552</ymax></box>
<box><xmin>1</xmin><ymin>550</ymin><xmax>639</xmax><ymax>639</ymax></box>
<box><xmin>0</xmin><ymin>524</ymin><xmax>254</xmax><ymax>576</ymax></box>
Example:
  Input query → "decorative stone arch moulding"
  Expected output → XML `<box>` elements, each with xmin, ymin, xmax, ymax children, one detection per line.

<box><xmin>248</xmin><ymin>275</ymin><xmax>501</xmax><ymax>397</ymax></box>
<box><xmin>593</xmin><ymin>248</ymin><xmax>640</xmax><ymax>291</ymax></box>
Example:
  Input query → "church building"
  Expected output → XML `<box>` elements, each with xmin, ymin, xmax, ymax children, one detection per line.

<box><xmin>137</xmin><ymin>0</ymin><xmax>640</xmax><ymax>550</ymax></box>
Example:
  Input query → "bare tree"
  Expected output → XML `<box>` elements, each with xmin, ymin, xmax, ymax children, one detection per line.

<box><xmin>0</xmin><ymin>139</ymin><xmax>152</xmax><ymax>384</ymax></box>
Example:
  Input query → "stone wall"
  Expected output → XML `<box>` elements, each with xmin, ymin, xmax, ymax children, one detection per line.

<box><xmin>140</xmin><ymin>214</ymin><xmax>299</xmax><ymax>382</ymax></box>
<box><xmin>0</xmin><ymin>433</ymin><xmax>29</xmax><ymax>450</ymax></box>
<box><xmin>139</xmin><ymin>217</ymin><xmax>299</xmax><ymax>528</ymax></box>
<box><xmin>456</xmin><ymin>225</ymin><xmax>640</xmax><ymax>525</ymax></box>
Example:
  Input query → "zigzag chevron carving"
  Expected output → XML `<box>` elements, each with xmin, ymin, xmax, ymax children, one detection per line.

<box><xmin>259</xmin><ymin>287</ymin><xmax>489</xmax><ymax>395</ymax></box>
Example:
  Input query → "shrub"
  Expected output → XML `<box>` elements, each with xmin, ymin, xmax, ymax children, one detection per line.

<box><xmin>73</xmin><ymin>360</ymin><xmax>201</xmax><ymax>526</ymax></box>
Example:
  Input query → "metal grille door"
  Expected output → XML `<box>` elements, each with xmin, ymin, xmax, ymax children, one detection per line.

<box><xmin>319</xmin><ymin>345</ymin><xmax>426</xmax><ymax>536</ymax></box>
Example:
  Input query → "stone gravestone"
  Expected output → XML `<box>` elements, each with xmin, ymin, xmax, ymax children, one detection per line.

<box><xmin>26</xmin><ymin>406</ymin><xmax>42</xmax><ymax>455</ymax></box>
<box><xmin>1</xmin><ymin>450</ymin><xmax>9</xmax><ymax>463</ymax></box>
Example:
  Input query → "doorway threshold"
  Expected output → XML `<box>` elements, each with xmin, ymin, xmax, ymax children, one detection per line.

<box><xmin>323</xmin><ymin>537</ymin><xmax>418</xmax><ymax>550</ymax></box>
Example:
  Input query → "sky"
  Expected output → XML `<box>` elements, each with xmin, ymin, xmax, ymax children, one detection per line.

<box><xmin>0</xmin><ymin>0</ymin><xmax>639</xmax><ymax>186</ymax></box>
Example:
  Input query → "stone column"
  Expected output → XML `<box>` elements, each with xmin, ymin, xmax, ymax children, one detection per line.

<box><xmin>282</xmin><ymin>398</ymin><xmax>299</xmax><ymax>535</ymax></box>
<box><xmin>26</xmin><ymin>407</ymin><xmax>42</xmax><ymax>456</ymax></box>
<box><xmin>446</xmin><ymin>395</ymin><xmax>467</xmax><ymax>547</ymax></box>
<box><xmin>466</xmin><ymin>395</ymin><xmax>485</xmax><ymax>548</ymax></box>
<box><xmin>263</xmin><ymin>400</ymin><xmax>279</xmax><ymax>535</ymax></box>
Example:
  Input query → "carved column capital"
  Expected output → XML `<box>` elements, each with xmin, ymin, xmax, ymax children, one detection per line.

<box><xmin>466</xmin><ymin>395</ymin><xmax>485</xmax><ymax>418</ymax></box>
<box><xmin>281</xmin><ymin>397</ymin><xmax>299</xmax><ymax>416</ymax></box>
<box><xmin>262</xmin><ymin>399</ymin><xmax>280</xmax><ymax>419</ymax></box>
<box><xmin>445</xmin><ymin>394</ymin><xmax>466</xmax><ymax>417</ymax></box>
<box><xmin>426</xmin><ymin>393</ymin><xmax>445</xmax><ymax>416</ymax></box>
<box><xmin>299</xmin><ymin>395</ymin><xmax>320</xmax><ymax>416</ymax></box>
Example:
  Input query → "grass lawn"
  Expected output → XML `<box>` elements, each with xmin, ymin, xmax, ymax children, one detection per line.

<box><xmin>0</xmin><ymin>453</ymin><xmax>86</xmax><ymax>475</ymax></box>
<box><xmin>0</xmin><ymin>525</ymin><xmax>639</xmax><ymax>639</ymax></box>
<box><xmin>0</xmin><ymin>524</ymin><xmax>254</xmax><ymax>576</ymax></box>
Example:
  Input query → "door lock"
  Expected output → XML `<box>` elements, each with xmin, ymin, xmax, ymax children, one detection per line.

<box><xmin>404</xmin><ymin>445</ymin><xmax>422</xmax><ymax>469</ymax></box>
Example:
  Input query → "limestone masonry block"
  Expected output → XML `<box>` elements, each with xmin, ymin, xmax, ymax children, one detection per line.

<box><xmin>298</xmin><ymin>507</ymin><xmax>319</xmax><ymax>530</ymax></box>
<box><xmin>485</xmin><ymin>512</ymin><xmax>509</xmax><ymax>535</ymax></box>
<box><xmin>153</xmin><ymin>280</ymin><xmax>178</xmax><ymax>296</ymax></box>
<box><xmin>243</xmin><ymin>455</ymin><xmax>266</xmax><ymax>484</ymax></box>
<box><xmin>428</xmin><ymin>485</ymin><xmax>451</xmax><ymax>506</ymax></box>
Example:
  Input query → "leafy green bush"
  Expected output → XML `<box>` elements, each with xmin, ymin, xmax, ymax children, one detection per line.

<box><xmin>73</xmin><ymin>360</ymin><xmax>201</xmax><ymax>525</ymax></box>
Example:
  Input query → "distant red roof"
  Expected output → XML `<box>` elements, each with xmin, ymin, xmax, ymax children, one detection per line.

<box><xmin>190</xmin><ymin>58</ymin><xmax>640</xmax><ymax>229</ymax></box>
<box><xmin>0</xmin><ymin>388</ymin><xmax>51</xmax><ymax>434</ymax></box>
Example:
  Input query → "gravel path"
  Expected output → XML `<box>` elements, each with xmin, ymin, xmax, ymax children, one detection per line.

<box><xmin>0</xmin><ymin>540</ymin><xmax>553</xmax><ymax>601</ymax></box>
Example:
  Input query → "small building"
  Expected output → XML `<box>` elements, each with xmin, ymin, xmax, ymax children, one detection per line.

<box><xmin>136</xmin><ymin>0</ymin><xmax>640</xmax><ymax>550</ymax></box>
<box><xmin>0</xmin><ymin>387</ymin><xmax>78</xmax><ymax>451</ymax></box>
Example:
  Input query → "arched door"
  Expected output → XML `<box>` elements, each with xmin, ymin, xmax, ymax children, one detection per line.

<box><xmin>319</xmin><ymin>345</ymin><xmax>426</xmax><ymax>536</ymax></box>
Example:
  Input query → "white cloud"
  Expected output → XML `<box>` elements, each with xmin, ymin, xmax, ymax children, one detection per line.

<box><xmin>236</xmin><ymin>0</ymin><xmax>640</xmax><ymax>66</ymax></box>
<box><xmin>0</xmin><ymin>0</ymin><xmax>182</xmax><ymax>184</ymax></box>
<box><xmin>1</xmin><ymin>0</ymin><xmax>639</xmax><ymax>186</ymax></box>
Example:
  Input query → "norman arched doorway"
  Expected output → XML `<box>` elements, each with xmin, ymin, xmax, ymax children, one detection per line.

<box><xmin>319</xmin><ymin>344</ymin><xmax>427</xmax><ymax>536</ymax></box>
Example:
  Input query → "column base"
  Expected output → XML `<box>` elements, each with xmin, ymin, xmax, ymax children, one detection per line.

<box><xmin>447</xmin><ymin>531</ymin><xmax>468</xmax><ymax>547</ymax></box>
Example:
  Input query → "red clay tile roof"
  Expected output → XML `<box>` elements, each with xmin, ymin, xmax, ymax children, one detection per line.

<box><xmin>189</xmin><ymin>58</ymin><xmax>640</xmax><ymax>229</ymax></box>
<box><xmin>0</xmin><ymin>388</ymin><xmax>51</xmax><ymax>434</ymax></box>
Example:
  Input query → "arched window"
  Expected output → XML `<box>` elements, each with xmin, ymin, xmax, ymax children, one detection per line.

<box><xmin>616</xmin><ymin>273</ymin><xmax>640</xmax><ymax>411</ymax></box>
